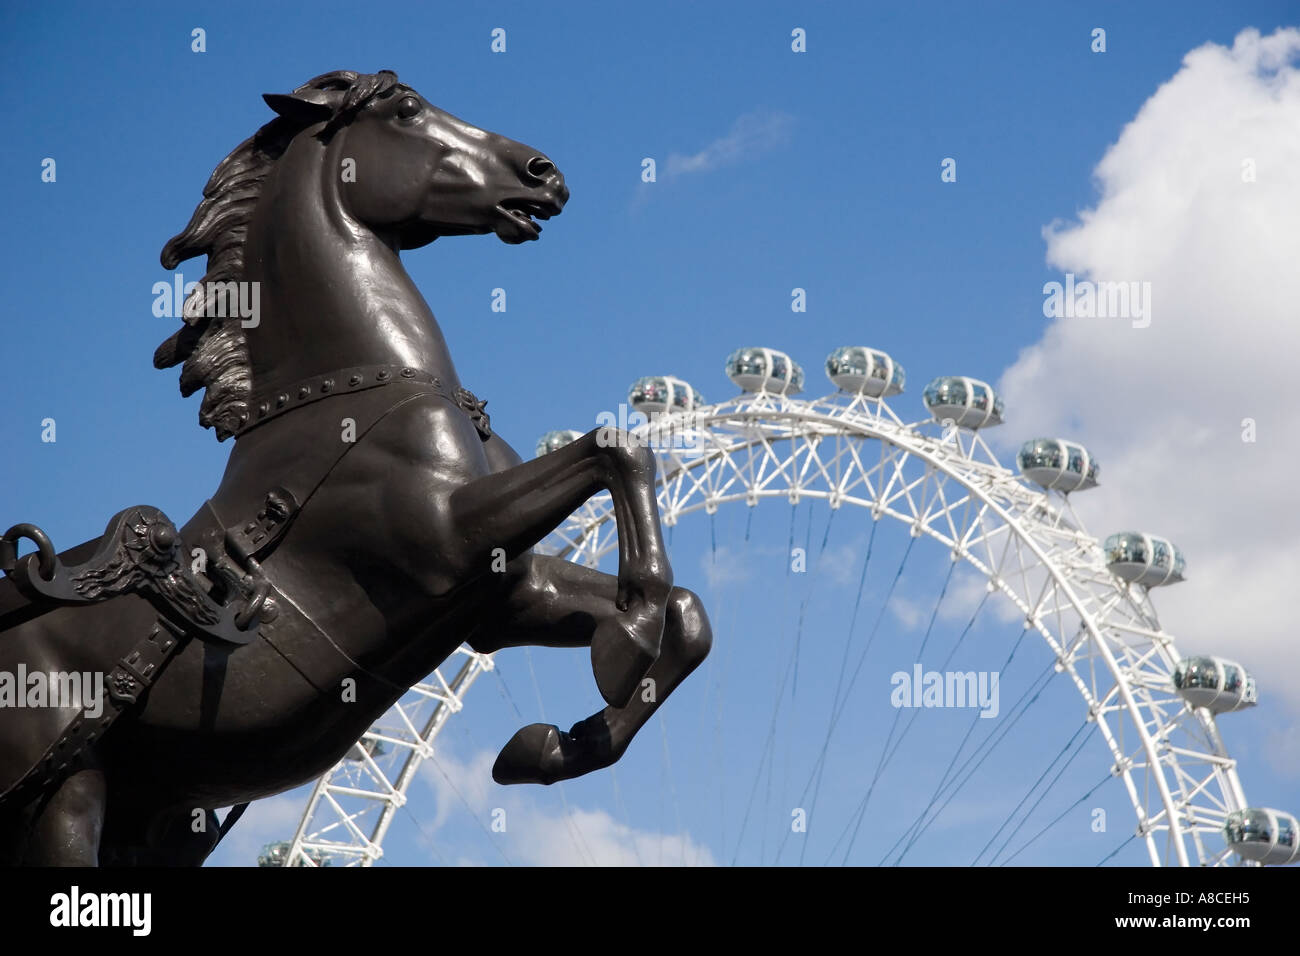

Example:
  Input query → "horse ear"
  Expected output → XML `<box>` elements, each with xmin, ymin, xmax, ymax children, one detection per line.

<box><xmin>262</xmin><ymin>92</ymin><xmax>334</xmax><ymax>125</ymax></box>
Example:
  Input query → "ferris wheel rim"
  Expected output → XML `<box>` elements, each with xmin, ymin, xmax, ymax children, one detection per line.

<box><xmin>543</xmin><ymin>389</ymin><xmax>1249</xmax><ymax>867</ymax></box>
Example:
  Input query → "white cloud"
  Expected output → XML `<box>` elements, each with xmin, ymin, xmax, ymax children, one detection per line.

<box><xmin>699</xmin><ymin>538</ymin><xmax>858</xmax><ymax>591</ymax></box>
<box><xmin>700</xmin><ymin>542</ymin><xmax>760</xmax><ymax>589</ymax></box>
<box><xmin>998</xmin><ymin>28</ymin><xmax>1300</xmax><ymax>712</ymax></box>
<box><xmin>507</xmin><ymin>802</ymin><xmax>714</xmax><ymax>866</ymax></box>
<box><xmin>939</xmin><ymin>567</ymin><xmax>1023</xmax><ymax>627</ymax></box>
<box><xmin>1265</xmin><ymin>721</ymin><xmax>1300</xmax><ymax>779</ymax></box>
<box><xmin>420</xmin><ymin>748</ymin><xmax>716</xmax><ymax>866</ymax></box>
<box><xmin>889</xmin><ymin>570</ymin><xmax>1026</xmax><ymax>636</ymax></box>
<box><xmin>889</xmin><ymin>594</ymin><xmax>925</xmax><ymax>631</ymax></box>
<box><xmin>664</xmin><ymin>110</ymin><xmax>794</xmax><ymax>178</ymax></box>
<box><xmin>812</xmin><ymin>542</ymin><xmax>861</xmax><ymax>588</ymax></box>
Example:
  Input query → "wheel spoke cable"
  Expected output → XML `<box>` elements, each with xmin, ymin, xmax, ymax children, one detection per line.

<box><xmin>972</xmin><ymin>719</ymin><xmax>1090</xmax><ymax>866</ymax></box>
<box><xmin>997</xmin><ymin>764</ymin><xmax>1109</xmax><ymax>867</ymax></box>
<box><xmin>1096</xmin><ymin>831</ymin><xmax>1138</xmax><ymax>866</ymax></box>
<box><xmin>781</xmin><ymin>513</ymin><xmax>878</xmax><ymax>865</ymax></box>
<box><xmin>840</xmin><ymin>557</ymin><xmax>959</xmax><ymax>863</ymax></box>
<box><xmin>889</xmin><ymin>655</ymin><xmax>1057</xmax><ymax>865</ymax></box>
<box><xmin>878</xmin><ymin>621</ymin><xmax>1034</xmax><ymax>865</ymax></box>
<box><xmin>524</xmin><ymin>648</ymin><xmax>597</xmax><ymax>866</ymax></box>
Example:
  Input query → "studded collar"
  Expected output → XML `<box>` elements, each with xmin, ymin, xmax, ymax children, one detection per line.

<box><xmin>234</xmin><ymin>364</ymin><xmax>446</xmax><ymax>439</ymax></box>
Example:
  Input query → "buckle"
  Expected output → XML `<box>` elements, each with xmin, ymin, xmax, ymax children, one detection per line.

<box><xmin>225</xmin><ymin>486</ymin><xmax>299</xmax><ymax>563</ymax></box>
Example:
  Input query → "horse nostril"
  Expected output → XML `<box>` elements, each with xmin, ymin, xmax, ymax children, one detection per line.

<box><xmin>525</xmin><ymin>156</ymin><xmax>555</xmax><ymax>181</ymax></box>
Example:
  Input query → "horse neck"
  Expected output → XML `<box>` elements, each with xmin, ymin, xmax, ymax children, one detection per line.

<box><xmin>240</xmin><ymin>139</ymin><xmax>462</xmax><ymax>395</ymax></box>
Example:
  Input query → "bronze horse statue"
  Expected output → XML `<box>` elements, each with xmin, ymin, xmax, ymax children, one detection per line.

<box><xmin>0</xmin><ymin>70</ymin><xmax>710</xmax><ymax>865</ymax></box>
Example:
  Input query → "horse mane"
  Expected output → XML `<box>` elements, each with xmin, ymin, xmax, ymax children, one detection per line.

<box><xmin>155</xmin><ymin>70</ymin><xmax>400</xmax><ymax>440</ymax></box>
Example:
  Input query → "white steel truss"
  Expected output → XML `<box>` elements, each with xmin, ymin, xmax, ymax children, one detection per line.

<box><xmin>275</xmin><ymin>389</ymin><xmax>1250</xmax><ymax>866</ymax></box>
<box><xmin>277</xmin><ymin>646</ymin><xmax>494</xmax><ymax>866</ymax></box>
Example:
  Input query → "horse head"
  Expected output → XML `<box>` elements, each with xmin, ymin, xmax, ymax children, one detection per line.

<box><xmin>157</xmin><ymin>69</ymin><xmax>569</xmax><ymax>438</ymax></box>
<box><xmin>263</xmin><ymin>70</ymin><xmax>568</xmax><ymax>248</ymax></box>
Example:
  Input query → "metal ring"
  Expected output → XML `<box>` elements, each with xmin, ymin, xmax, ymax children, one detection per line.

<box><xmin>234</xmin><ymin>579</ymin><xmax>271</xmax><ymax>631</ymax></box>
<box><xmin>2</xmin><ymin>524</ymin><xmax>57</xmax><ymax>581</ymax></box>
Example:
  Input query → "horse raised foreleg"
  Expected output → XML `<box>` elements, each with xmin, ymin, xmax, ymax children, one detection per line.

<box><xmin>449</xmin><ymin>428</ymin><xmax>673</xmax><ymax>707</ymax></box>
<box><xmin>467</xmin><ymin>554</ymin><xmax>711</xmax><ymax>785</ymax></box>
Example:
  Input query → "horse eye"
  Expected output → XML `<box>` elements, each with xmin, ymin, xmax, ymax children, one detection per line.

<box><xmin>396</xmin><ymin>96</ymin><xmax>421</xmax><ymax>120</ymax></box>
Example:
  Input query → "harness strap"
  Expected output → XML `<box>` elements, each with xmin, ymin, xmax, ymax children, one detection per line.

<box><xmin>0</xmin><ymin>617</ymin><xmax>186</xmax><ymax>810</ymax></box>
<box><xmin>216</xmin><ymin>802</ymin><xmax>250</xmax><ymax>845</ymax></box>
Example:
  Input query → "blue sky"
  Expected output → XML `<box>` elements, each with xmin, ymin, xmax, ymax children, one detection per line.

<box><xmin>2</xmin><ymin>1</ymin><xmax>1297</xmax><ymax>867</ymax></box>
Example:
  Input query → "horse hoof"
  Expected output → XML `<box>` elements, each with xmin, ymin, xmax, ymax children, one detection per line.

<box><xmin>591</xmin><ymin>618</ymin><xmax>658</xmax><ymax>708</ymax></box>
<box><xmin>493</xmin><ymin>723</ymin><xmax>564</xmax><ymax>785</ymax></box>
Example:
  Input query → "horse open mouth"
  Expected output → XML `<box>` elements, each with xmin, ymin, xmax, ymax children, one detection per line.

<box><xmin>497</xmin><ymin>197</ymin><xmax>561</xmax><ymax>240</ymax></box>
